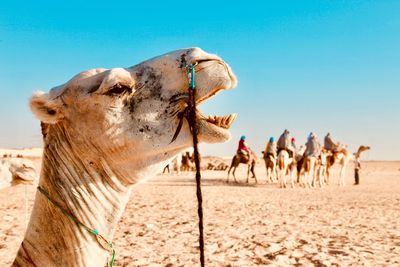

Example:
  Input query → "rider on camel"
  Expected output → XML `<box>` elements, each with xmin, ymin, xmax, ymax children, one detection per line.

<box><xmin>304</xmin><ymin>132</ymin><xmax>321</xmax><ymax>157</ymax></box>
<box><xmin>324</xmin><ymin>132</ymin><xmax>338</xmax><ymax>152</ymax></box>
<box><xmin>277</xmin><ymin>129</ymin><xmax>295</xmax><ymax>158</ymax></box>
<box><xmin>264</xmin><ymin>137</ymin><xmax>277</xmax><ymax>159</ymax></box>
<box><xmin>291</xmin><ymin>137</ymin><xmax>297</xmax><ymax>155</ymax></box>
<box><xmin>238</xmin><ymin>135</ymin><xmax>251</xmax><ymax>157</ymax></box>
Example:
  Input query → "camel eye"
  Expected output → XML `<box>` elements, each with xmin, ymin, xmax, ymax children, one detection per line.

<box><xmin>104</xmin><ymin>84</ymin><xmax>132</xmax><ymax>96</ymax></box>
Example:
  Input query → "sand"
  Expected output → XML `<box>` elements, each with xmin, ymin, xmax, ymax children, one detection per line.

<box><xmin>1</xmin><ymin>160</ymin><xmax>399</xmax><ymax>266</ymax></box>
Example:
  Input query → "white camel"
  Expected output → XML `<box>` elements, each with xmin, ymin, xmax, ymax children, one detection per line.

<box><xmin>276</xmin><ymin>150</ymin><xmax>294</xmax><ymax>188</ymax></box>
<box><xmin>313</xmin><ymin>149</ymin><xmax>332</xmax><ymax>188</ymax></box>
<box><xmin>12</xmin><ymin>47</ymin><xmax>237</xmax><ymax>266</ymax></box>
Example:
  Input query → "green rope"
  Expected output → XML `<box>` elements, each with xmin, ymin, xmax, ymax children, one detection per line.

<box><xmin>37</xmin><ymin>186</ymin><xmax>115</xmax><ymax>267</ymax></box>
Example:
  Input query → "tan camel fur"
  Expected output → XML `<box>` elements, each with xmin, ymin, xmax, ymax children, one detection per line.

<box><xmin>12</xmin><ymin>47</ymin><xmax>237</xmax><ymax>267</ymax></box>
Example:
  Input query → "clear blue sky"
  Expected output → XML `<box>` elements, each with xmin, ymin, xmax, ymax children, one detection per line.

<box><xmin>1</xmin><ymin>0</ymin><xmax>399</xmax><ymax>160</ymax></box>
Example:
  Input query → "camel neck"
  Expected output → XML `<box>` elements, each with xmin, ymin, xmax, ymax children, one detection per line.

<box><xmin>13</xmin><ymin>125</ymin><xmax>133</xmax><ymax>267</ymax></box>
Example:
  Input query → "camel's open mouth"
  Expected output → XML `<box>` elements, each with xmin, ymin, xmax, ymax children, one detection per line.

<box><xmin>196</xmin><ymin>89</ymin><xmax>237</xmax><ymax>130</ymax></box>
<box><xmin>192</xmin><ymin>59</ymin><xmax>237</xmax><ymax>131</ymax></box>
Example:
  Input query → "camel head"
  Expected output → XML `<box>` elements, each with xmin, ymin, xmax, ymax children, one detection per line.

<box><xmin>355</xmin><ymin>145</ymin><xmax>371</xmax><ymax>158</ymax></box>
<box><xmin>29</xmin><ymin>48</ymin><xmax>237</xmax><ymax>181</ymax></box>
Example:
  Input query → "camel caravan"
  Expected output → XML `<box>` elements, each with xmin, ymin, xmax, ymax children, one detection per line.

<box><xmin>227</xmin><ymin>130</ymin><xmax>370</xmax><ymax>188</ymax></box>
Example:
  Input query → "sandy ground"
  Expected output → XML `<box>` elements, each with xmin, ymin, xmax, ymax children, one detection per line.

<box><xmin>1</xmin><ymin>160</ymin><xmax>400</xmax><ymax>266</ymax></box>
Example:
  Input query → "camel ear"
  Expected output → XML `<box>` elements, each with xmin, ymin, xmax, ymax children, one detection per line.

<box><xmin>29</xmin><ymin>91</ymin><xmax>63</xmax><ymax>124</ymax></box>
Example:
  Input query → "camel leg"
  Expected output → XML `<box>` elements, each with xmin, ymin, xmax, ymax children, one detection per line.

<box><xmin>326</xmin><ymin>167</ymin><xmax>330</xmax><ymax>185</ymax></box>
<box><xmin>265</xmin><ymin>162</ymin><xmax>270</xmax><ymax>183</ymax></box>
<box><xmin>232</xmin><ymin>167</ymin><xmax>238</xmax><ymax>183</ymax></box>
<box><xmin>227</xmin><ymin>166</ymin><xmax>232</xmax><ymax>183</ymax></box>
<box><xmin>297</xmin><ymin>168</ymin><xmax>301</xmax><ymax>183</ymax></box>
<box><xmin>309</xmin><ymin>160</ymin><xmax>316</xmax><ymax>188</ymax></box>
<box><xmin>272</xmin><ymin>163</ymin><xmax>277</xmax><ymax>182</ymax></box>
<box><xmin>339</xmin><ymin>165</ymin><xmax>346</xmax><ymax>186</ymax></box>
<box><xmin>278</xmin><ymin>168</ymin><xmax>282</xmax><ymax>188</ymax></box>
<box><xmin>282</xmin><ymin>166</ymin><xmax>287</xmax><ymax>188</ymax></box>
<box><xmin>317</xmin><ymin>167</ymin><xmax>323</xmax><ymax>188</ymax></box>
<box><xmin>321</xmin><ymin>168</ymin><xmax>326</xmax><ymax>188</ymax></box>
<box><xmin>310</xmin><ymin>169</ymin><xmax>315</xmax><ymax>188</ymax></box>
<box><xmin>251</xmin><ymin>164</ymin><xmax>257</xmax><ymax>183</ymax></box>
<box><xmin>301</xmin><ymin>172</ymin><xmax>306</xmax><ymax>188</ymax></box>
<box><xmin>290</xmin><ymin>167</ymin><xmax>296</xmax><ymax>188</ymax></box>
<box><xmin>312</xmin><ymin>170</ymin><xmax>317</xmax><ymax>188</ymax></box>
<box><xmin>305</xmin><ymin>171</ymin><xmax>311</xmax><ymax>188</ymax></box>
<box><xmin>283</xmin><ymin>173</ymin><xmax>287</xmax><ymax>188</ymax></box>
<box><xmin>246</xmin><ymin>165</ymin><xmax>250</xmax><ymax>183</ymax></box>
<box><xmin>279</xmin><ymin>168</ymin><xmax>285</xmax><ymax>188</ymax></box>
<box><xmin>300</xmin><ymin>171</ymin><xmax>307</xmax><ymax>188</ymax></box>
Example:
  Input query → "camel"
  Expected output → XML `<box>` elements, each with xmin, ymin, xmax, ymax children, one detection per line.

<box><xmin>162</xmin><ymin>153</ymin><xmax>182</xmax><ymax>175</ymax></box>
<box><xmin>172</xmin><ymin>153</ymin><xmax>183</xmax><ymax>174</ymax></box>
<box><xmin>313</xmin><ymin>149</ymin><xmax>333</xmax><ymax>188</ymax></box>
<box><xmin>206</xmin><ymin>161</ymin><xmax>228</xmax><ymax>171</ymax></box>
<box><xmin>299</xmin><ymin>155</ymin><xmax>317</xmax><ymax>188</ymax></box>
<box><xmin>276</xmin><ymin>150</ymin><xmax>295</xmax><ymax>188</ymax></box>
<box><xmin>215</xmin><ymin>162</ymin><xmax>229</xmax><ymax>171</ymax></box>
<box><xmin>181</xmin><ymin>150</ymin><xmax>194</xmax><ymax>172</ymax></box>
<box><xmin>262</xmin><ymin>152</ymin><xmax>276</xmax><ymax>183</ymax></box>
<box><xmin>227</xmin><ymin>151</ymin><xmax>257</xmax><ymax>183</ymax></box>
<box><xmin>12</xmin><ymin>47</ymin><xmax>237</xmax><ymax>266</ymax></box>
<box><xmin>0</xmin><ymin>158</ymin><xmax>37</xmax><ymax>189</ymax></box>
<box><xmin>326</xmin><ymin>145</ymin><xmax>370</xmax><ymax>186</ymax></box>
<box><xmin>298</xmin><ymin>148</ymin><xmax>332</xmax><ymax>188</ymax></box>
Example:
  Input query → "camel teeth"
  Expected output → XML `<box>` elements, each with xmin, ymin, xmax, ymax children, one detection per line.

<box><xmin>226</xmin><ymin>113</ymin><xmax>237</xmax><ymax>128</ymax></box>
<box><xmin>205</xmin><ymin>114</ymin><xmax>237</xmax><ymax>129</ymax></box>
<box><xmin>216</xmin><ymin>117</ymin><xmax>223</xmax><ymax>127</ymax></box>
<box><xmin>222</xmin><ymin>116</ymin><xmax>228</xmax><ymax>125</ymax></box>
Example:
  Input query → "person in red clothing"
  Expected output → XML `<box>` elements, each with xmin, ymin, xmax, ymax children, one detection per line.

<box><xmin>237</xmin><ymin>135</ymin><xmax>251</xmax><ymax>156</ymax></box>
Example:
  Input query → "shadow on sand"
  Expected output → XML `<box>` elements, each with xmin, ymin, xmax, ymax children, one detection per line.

<box><xmin>148</xmin><ymin>176</ymin><xmax>278</xmax><ymax>188</ymax></box>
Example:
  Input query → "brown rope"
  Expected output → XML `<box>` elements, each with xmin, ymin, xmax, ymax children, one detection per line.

<box><xmin>187</xmin><ymin>82</ymin><xmax>205</xmax><ymax>267</ymax></box>
<box><xmin>170</xmin><ymin>63</ymin><xmax>205</xmax><ymax>266</ymax></box>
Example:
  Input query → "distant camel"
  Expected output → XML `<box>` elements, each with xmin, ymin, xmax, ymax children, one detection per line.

<box><xmin>227</xmin><ymin>151</ymin><xmax>257</xmax><ymax>183</ymax></box>
<box><xmin>326</xmin><ymin>145</ymin><xmax>370</xmax><ymax>186</ymax></box>
<box><xmin>276</xmin><ymin>150</ymin><xmax>294</xmax><ymax>188</ymax></box>
<box><xmin>313</xmin><ymin>149</ymin><xmax>333</xmax><ymax>188</ymax></box>
<box><xmin>0</xmin><ymin>158</ymin><xmax>37</xmax><ymax>189</ymax></box>
<box><xmin>299</xmin><ymin>155</ymin><xmax>317</xmax><ymax>188</ymax></box>
<box><xmin>181</xmin><ymin>151</ymin><xmax>194</xmax><ymax>172</ymax></box>
<box><xmin>262</xmin><ymin>151</ymin><xmax>276</xmax><ymax>183</ymax></box>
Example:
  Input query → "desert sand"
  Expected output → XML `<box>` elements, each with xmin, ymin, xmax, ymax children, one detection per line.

<box><xmin>1</xmin><ymin>157</ymin><xmax>399</xmax><ymax>266</ymax></box>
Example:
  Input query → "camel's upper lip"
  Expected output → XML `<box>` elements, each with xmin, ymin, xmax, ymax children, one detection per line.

<box><xmin>192</xmin><ymin>58</ymin><xmax>237</xmax><ymax>130</ymax></box>
<box><xmin>193</xmin><ymin>58</ymin><xmax>237</xmax><ymax>105</ymax></box>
